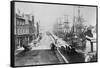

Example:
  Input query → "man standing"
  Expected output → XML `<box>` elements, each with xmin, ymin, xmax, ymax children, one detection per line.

<box><xmin>84</xmin><ymin>27</ymin><xmax>93</xmax><ymax>52</ymax></box>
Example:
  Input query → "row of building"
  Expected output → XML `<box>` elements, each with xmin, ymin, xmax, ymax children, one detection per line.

<box><xmin>14</xmin><ymin>12</ymin><xmax>39</xmax><ymax>49</ymax></box>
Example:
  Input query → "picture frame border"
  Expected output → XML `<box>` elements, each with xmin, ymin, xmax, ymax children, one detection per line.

<box><xmin>10</xmin><ymin>1</ymin><xmax>98</xmax><ymax>67</ymax></box>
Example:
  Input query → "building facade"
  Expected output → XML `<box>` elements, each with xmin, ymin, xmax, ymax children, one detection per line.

<box><xmin>15</xmin><ymin>13</ymin><xmax>35</xmax><ymax>49</ymax></box>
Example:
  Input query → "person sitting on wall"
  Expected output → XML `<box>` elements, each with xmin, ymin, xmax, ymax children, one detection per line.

<box><xmin>83</xmin><ymin>27</ymin><xmax>97</xmax><ymax>62</ymax></box>
<box><xmin>84</xmin><ymin>27</ymin><xmax>94</xmax><ymax>53</ymax></box>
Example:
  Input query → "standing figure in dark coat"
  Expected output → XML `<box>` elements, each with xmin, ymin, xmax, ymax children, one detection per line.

<box><xmin>84</xmin><ymin>28</ymin><xmax>93</xmax><ymax>53</ymax></box>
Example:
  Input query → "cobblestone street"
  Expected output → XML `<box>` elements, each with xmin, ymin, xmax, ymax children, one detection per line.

<box><xmin>15</xmin><ymin>50</ymin><xmax>61</xmax><ymax>66</ymax></box>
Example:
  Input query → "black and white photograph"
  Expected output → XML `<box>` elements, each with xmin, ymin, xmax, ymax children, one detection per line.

<box><xmin>11</xmin><ymin>1</ymin><xmax>98</xmax><ymax>67</ymax></box>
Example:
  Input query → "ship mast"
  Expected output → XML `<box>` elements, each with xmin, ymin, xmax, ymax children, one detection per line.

<box><xmin>64</xmin><ymin>15</ymin><xmax>70</xmax><ymax>33</ymax></box>
<box><xmin>72</xmin><ymin>6</ymin><xmax>76</xmax><ymax>33</ymax></box>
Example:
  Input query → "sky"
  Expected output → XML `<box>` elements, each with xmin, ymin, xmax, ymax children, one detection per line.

<box><xmin>15</xmin><ymin>2</ymin><xmax>97</xmax><ymax>32</ymax></box>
